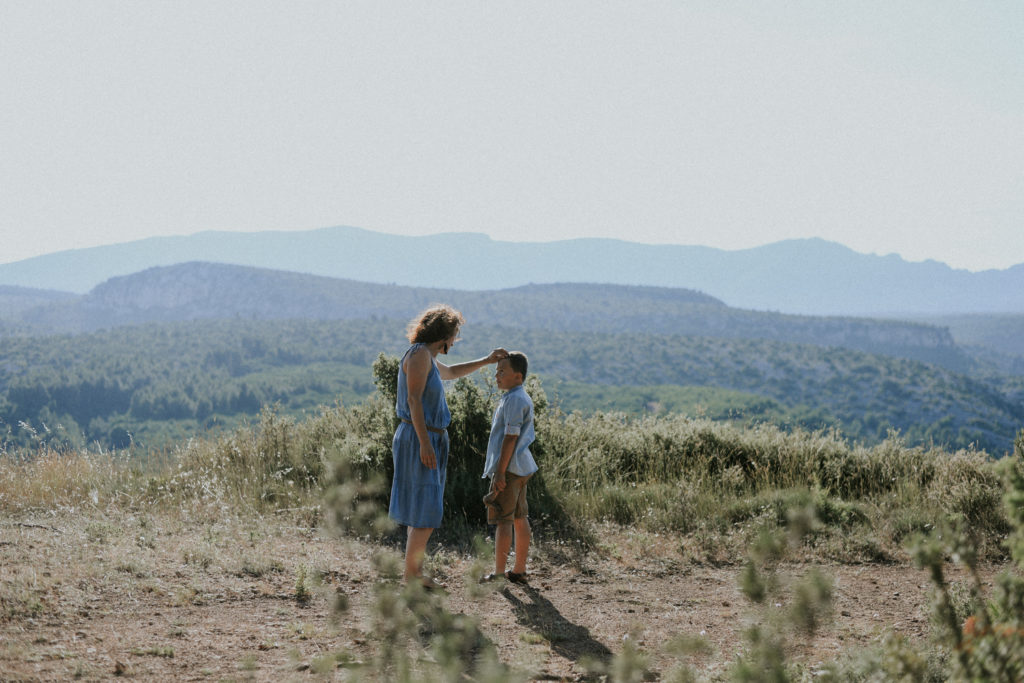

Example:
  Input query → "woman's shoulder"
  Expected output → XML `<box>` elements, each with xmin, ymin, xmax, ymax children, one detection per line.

<box><xmin>404</xmin><ymin>343</ymin><xmax>434</xmax><ymax>372</ymax></box>
<box><xmin>406</xmin><ymin>342</ymin><xmax>431</xmax><ymax>358</ymax></box>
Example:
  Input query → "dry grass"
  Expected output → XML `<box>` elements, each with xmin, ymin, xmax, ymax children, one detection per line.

<box><xmin>0</xmin><ymin>447</ymin><xmax>144</xmax><ymax>513</ymax></box>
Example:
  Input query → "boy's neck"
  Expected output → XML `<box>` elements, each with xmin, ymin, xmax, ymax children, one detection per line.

<box><xmin>504</xmin><ymin>381</ymin><xmax>523</xmax><ymax>392</ymax></box>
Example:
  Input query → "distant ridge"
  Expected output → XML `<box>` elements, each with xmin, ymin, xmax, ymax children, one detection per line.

<box><xmin>0</xmin><ymin>285</ymin><xmax>77</xmax><ymax>317</ymax></box>
<box><xmin>12</xmin><ymin>261</ymin><xmax>967</xmax><ymax>370</ymax></box>
<box><xmin>0</xmin><ymin>226</ymin><xmax>1021</xmax><ymax>315</ymax></box>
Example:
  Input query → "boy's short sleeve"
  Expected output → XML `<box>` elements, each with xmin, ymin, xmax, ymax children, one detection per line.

<box><xmin>501</xmin><ymin>394</ymin><xmax>526</xmax><ymax>436</ymax></box>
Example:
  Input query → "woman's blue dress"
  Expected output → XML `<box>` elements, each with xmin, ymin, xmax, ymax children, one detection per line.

<box><xmin>388</xmin><ymin>343</ymin><xmax>451</xmax><ymax>529</ymax></box>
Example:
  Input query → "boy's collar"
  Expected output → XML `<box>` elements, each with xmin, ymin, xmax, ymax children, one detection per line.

<box><xmin>504</xmin><ymin>383</ymin><xmax>524</xmax><ymax>393</ymax></box>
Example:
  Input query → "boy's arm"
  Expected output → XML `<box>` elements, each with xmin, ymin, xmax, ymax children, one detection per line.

<box><xmin>492</xmin><ymin>433</ymin><xmax>519</xmax><ymax>492</ymax></box>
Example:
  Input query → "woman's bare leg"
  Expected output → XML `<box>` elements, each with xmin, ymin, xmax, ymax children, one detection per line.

<box><xmin>404</xmin><ymin>526</ymin><xmax>433</xmax><ymax>581</ymax></box>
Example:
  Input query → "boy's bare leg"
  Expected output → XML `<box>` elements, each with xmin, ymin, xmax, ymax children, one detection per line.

<box><xmin>494</xmin><ymin>521</ymin><xmax>514</xmax><ymax>574</ymax></box>
<box><xmin>511</xmin><ymin>518</ymin><xmax>531</xmax><ymax>574</ymax></box>
<box><xmin>404</xmin><ymin>526</ymin><xmax>433</xmax><ymax>581</ymax></box>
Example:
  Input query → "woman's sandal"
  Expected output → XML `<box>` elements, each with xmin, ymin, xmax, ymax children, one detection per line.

<box><xmin>505</xmin><ymin>571</ymin><xmax>529</xmax><ymax>585</ymax></box>
<box><xmin>413</xmin><ymin>576</ymin><xmax>447</xmax><ymax>592</ymax></box>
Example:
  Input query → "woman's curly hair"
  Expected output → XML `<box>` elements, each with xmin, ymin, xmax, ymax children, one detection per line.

<box><xmin>406</xmin><ymin>304</ymin><xmax>465</xmax><ymax>344</ymax></box>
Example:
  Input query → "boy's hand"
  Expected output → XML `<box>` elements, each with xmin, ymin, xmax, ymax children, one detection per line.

<box><xmin>494</xmin><ymin>472</ymin><xmax>506</xmax><ymax>492</ymax></box>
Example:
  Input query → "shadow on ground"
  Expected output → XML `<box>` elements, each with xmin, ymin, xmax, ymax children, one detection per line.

<box><xmin>502</xmin><ymin>584</ymin><xmax>612</xmax><ymax>669</ymax></box>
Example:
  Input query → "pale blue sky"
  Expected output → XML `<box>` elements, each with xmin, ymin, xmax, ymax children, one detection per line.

<box><xmin>2</xmin><ymin>2</ymin><xmax>1022</xmax><ymax>271</ymax></box>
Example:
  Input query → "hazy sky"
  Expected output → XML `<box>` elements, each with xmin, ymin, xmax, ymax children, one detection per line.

<box><xmin>2</xmin><ymin>2</ymin><xmax>1023</xmax><ymax>271</ymax></box>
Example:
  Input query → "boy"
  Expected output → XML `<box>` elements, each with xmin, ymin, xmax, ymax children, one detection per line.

<box><xmin>481</xmin><ymin>352</ymin><xmax>537</xmax><ymax>584</ymax></box>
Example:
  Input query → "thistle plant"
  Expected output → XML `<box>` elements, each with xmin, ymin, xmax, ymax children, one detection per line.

<box><xmin>325</xmin><ymin>440</ymin><xmax>518</xmax><ymax>682</ymax></box>
<box><xmin>732</xmin><ymin>505</ymin><xmax>833</xmax><ymax>682</ymax></box>
<box><xmin>941</xmin><ymin>430</ymin><xmax>1024</xmax><ymax>680</ymax></box>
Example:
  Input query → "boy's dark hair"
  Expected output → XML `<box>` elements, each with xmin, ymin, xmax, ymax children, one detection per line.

<box><xmin>406</xmin><ymin>304</ymin><xmax>465</xmax><ymax>344</ymax></box>
<box><xmin>507</xmin><ymin>351</ymin><xmax>528</xmax><ymax>378</ymax></box>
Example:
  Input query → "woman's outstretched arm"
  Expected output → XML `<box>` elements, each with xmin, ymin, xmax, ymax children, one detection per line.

<box><xmin>437</xmin><ymin>348</ymin><xmax>507</xmax><ymax>381</ymax></box>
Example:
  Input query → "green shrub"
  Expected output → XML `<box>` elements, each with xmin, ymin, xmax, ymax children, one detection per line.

<box><xmin>837</xmin><ymin>428</ymin><xmax>1024</xmax><ymax>682</ymax></box>
<box><xmin>927</xmin><ymin>449</ymin><xmax>1010</xmax><ymax>540</ymax></box>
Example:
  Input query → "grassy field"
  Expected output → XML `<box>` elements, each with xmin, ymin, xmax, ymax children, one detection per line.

<box><xmin>3</xmin><ymin>363</ymin><xmax>1024</xmax><ymax>681</ymax></box>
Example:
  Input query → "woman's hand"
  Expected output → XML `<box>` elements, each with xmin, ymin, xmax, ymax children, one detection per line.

<box><xmin>420</xmin><ymin>442</ymin><xmax>437</xmax><ymax>470</ymax></box>
<box><xmin>487</xmin><ymin>348</ymin><xmax>509</xmax><ymax>364</ymax></box>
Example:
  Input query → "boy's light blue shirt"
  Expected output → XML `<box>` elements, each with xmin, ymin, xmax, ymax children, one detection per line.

<box><xmin>483</xmin><ymin>384</ymin><xmax>538</xmax><ymax>478</ymax></box>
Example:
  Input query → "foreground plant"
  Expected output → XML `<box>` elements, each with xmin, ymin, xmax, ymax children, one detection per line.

<box><xmin>326</xmin><ymin>448</ymin><xmax>520</xmax><ymax>682</ymax></box>
<box><xmin>826</xmin><ymin>429</ymin><xmax>1024</xmax><ymax>682</ymax></box>
<box><xmin>731</xmin><ymin>506</ymin><xmax>833</xmax><ymax>682</ymax></box>
<box><xmin>910</xmin><ymin>429</ymin><xmax>1024</xmax><ymax>681</ymax></box>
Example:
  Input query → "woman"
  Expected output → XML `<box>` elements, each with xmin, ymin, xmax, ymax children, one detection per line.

<box><xmin>389</xmin><ymin>304</ymin><xmax>506</xmax><ymax>589</ymax></box>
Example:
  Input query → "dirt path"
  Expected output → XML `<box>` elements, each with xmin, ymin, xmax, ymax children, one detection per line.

<box><xmin>0</xmin><ymin>512</ymin><xmax>996</xmax><ymax>681</ymax></box>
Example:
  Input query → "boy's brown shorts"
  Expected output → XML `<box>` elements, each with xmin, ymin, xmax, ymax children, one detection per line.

<box><xmin>484</xmin><ymin>472</ymin><xmax>532</xmax><ymax>524</ymax></box>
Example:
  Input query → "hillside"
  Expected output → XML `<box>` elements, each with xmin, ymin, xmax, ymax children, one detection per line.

<box><xmin>3</xmin><ymin>263</ymin><xmax>1022</xmax><ymax>454</ymax></box>
<box><xmin>9</xmin><ymin>262</ymin><xmax>971</xmax><ymax>370</ymax></box>
<box><xmin>0</xmin><ymin>284</ymin><xmax>76</xmax><ymax>317</ymax></box>
<box><xmin>1</xmin><ymin>317</ymin><xmax>1021</xmax><ymax>455</ymax></box>
<box><xmin>492</xmin><ymin>325</ymin><xmax>1022</xmax><ymax>454</ymax></box>
<box><xmin>917</xmin><ymin>313</ymin><xmax>1024</xmax><ymax>360</ymax></box>
<box><xmin>1</xmin><ymin>225</ymin><xmax>1022</xmax><ymax>314</ymax></box>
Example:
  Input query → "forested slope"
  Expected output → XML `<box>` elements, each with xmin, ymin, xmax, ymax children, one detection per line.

<box><xmin>11</xmin><ymin>262</ymin><xmax>970</xmax><ymax>369</ymax></box>
<box><xmin>1</xmin><ymin>318</ymin><xmax>1019</xmax><ymax>454</ymax></box>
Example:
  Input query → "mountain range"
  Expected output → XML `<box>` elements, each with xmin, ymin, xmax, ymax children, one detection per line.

<box><xmin>3</xmin><ymin>261</ymin><xmax>977</xmax><ymax>372</ymax></box>
<box><xmin>1</xmin><ymin>226</ymin><xmax>1021</xmax><ymax>315</ymax></box>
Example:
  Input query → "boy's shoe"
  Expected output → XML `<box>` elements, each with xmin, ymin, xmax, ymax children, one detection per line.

<box><xmin>478</xmin><ymin>573</ymin><xmax>503</xmax><ymax>584</ymax></box>
<box><xmin>505</xmin><ymin>571</ymin><xmax>529</xmax><ymax>585</ymax></box>
<box><xmin>482</xmin><ymin>491</ymin><xmax>500</xmax><ymax>508</ymax></box>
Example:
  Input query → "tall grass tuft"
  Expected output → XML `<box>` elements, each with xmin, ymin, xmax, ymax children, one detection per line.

<box><xmin>0</xmin><ymin>446</ymin><xmax>141</xmax><ymax>513</ymax></box>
